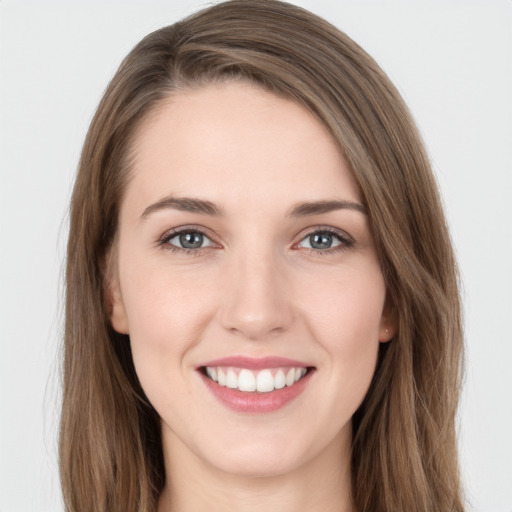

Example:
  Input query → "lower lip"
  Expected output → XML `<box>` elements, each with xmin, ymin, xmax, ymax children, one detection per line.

<box><xmin>200</xmin><ymin>370</ymin><xmax>313</xmax><ymax>413</ymax></box>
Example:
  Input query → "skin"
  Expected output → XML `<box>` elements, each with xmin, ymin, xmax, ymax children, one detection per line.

<box><xmin>109</xmin><ymin>81</ymin><xmax>396</xmax><ymax>512</ymax></box>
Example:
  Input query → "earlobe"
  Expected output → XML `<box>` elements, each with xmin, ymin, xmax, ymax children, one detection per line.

<box><xmin>104</xmin><ymin>252</ymin><xmax>129</xmax><ymax>335</ymax></box>
<box><xmin>378</xmin><ymin>300</ymin><xmax>398</xmax><ymax>343</ymax></box>
<box><xmin>109</xmin><ymin>278</ymin><xmax>130</xmax><ymax>334</ymax></box>
<box><xmin>378</xmin><ymin>325</ymin><xmax>396</xmax><ymax>343</ymax></box>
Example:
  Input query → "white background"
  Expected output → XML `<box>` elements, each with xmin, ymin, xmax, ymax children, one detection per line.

<box><xmin>1</xmin><ymin>1</ymin><xmax>511</xmax><ymax>511</ymax></box>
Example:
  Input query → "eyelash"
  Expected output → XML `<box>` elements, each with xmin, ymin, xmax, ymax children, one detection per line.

<box><xmin>294</xmin><ymin>227</ymin><xmax>354</xmax><ymax>256</ymax></box>
<box><xmin>158</xmin><ymin>227</ymin><xmax>215</xmax><ymax>257</ymax></box>
<box><xmin>157</xmin><ymin>226</ymin><xmax>354</xmax><ymax>256</ymax></box>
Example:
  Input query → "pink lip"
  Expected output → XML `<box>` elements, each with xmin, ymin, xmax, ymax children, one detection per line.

<box><xmin>197</xmin><ymin>356</ymin><xmax>315</xmax><ymax>414</ymax></box>
<box><xmin>199</xmin><ymin>356</ymin><xmax>309</xmax><ymax>370</ymax></box>
<box><xmin>201</xmin><ymin>373</ymin><xmax>312</xmax><ymax>413</ymax></box>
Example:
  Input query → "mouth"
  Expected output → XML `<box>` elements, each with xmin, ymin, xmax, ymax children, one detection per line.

<box><xmin>200</xmin><ymin>365</ymin><xmax>311</xmax><ymax>393</ymax></box>
<box><xmin>197</xmin><ymin>357</ymin><xmax>315</xmax><ymax>413</ymax></box>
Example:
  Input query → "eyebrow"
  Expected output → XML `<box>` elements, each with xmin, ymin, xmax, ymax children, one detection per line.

<box><xmin>141</xmin><ymin>195</ymin><xmax>226</xmax><ymax>219</ymax></box>
<box><xmin>140</xmin><ymin>195</ymin><xmax>367</xmax><ymax>219</ymax></box>
<box><xmin>287</xmin><ymin>200</ymin><xmax>367</xmax><ymax>217</ymax></box>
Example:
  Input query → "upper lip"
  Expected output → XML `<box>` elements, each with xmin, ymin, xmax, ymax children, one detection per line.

<box><xmin>198</xmin><ymin>356</ymin><xmax>311</xmax><ymax>370</ymax></box>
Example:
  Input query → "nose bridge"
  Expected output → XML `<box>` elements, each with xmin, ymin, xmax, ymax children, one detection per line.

<box><xmin>220</xmin><ymin>244</ymin><xmax>293</xmax><ymax>340</ymax></box>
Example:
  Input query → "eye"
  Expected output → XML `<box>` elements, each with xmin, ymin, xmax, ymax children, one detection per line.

<box><xmin>160</xmin><ymin>228</ymin><xmax>215</xmax><ymax>251</ymax></box>
<box><xmin>296</xmin><ymin>228</ymin><xmax>353</xmax><ymax>252</ymax></box>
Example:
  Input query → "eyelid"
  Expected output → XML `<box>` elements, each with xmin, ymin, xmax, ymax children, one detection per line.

<box><xmin>156</xmin><ymin>224</ymin><xmax>354</xmax><ymax>255</ymax></box>
<box><xmin>292</xmin><ymin>226</ymin><xmax>354</xmax><ymax>252</ymax></box>
<box><xmin>157</xmin><ymin>225</ymin><xmax>222</xmax><ymax>252</ymax></box>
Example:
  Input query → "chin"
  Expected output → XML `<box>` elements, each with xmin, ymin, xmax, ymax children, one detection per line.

<box><xmin>196</xmin><ymin>430</ymin><xmax>315</xmax><ymax>479</ymax></box>
<box><xmin>208</xmin><ymin>450</ymin><xmax>302</xmax><ymax>479</ymax></box>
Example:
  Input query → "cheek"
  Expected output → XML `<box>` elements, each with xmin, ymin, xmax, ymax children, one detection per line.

<box><xmin>119</xmin><ymin>258</ymin><xmax>219</xmax><ymax>366</ymax></box>
<box><xmin>299</xmin><ymin>265</ymin><xmax>385</xmax><ymax>383</ymax></box>
<box><xmin>303</xmin><ymin>262</ymin><xmax>385</xmax><ymax>335</ymax></box>
<box><xmin>118</xmin><ymin>265</ymin><xmax>216</xmax><ymax>427</ymax></box>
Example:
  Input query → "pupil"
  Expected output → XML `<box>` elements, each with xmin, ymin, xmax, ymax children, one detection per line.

<box><xmin>310</xmin><ymin>233</ymin><xmax>332</xmax><ymax>249</ymax></box>
<box><xmin>180</xmin><ymin>232</ymin><xmax>203</xmax><ymax>249</ymax></box>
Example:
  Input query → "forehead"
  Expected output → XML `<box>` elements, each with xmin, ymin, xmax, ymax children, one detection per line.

<box><xmin>124</xmin><ymin>81</ymin><xmax>361</xmax><ymax>216</ymax></box>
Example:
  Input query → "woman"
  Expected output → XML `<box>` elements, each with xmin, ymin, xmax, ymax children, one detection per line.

<box><xmin>60</xmin><ymin>1</ymin><xmax>464</xmax><ymax>511</ymax></box>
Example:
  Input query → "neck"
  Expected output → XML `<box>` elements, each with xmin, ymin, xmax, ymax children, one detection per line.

<box><xmin>158</xmin><ymin>427</ymin><xmax>354</xmax><ymax>512</ymax></box>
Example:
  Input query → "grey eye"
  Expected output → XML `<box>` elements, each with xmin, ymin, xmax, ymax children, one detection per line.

<box><xmin>168</xmin><ymin>231</ymin><xmax>213</xmax><ymax>249</ymax></box>
<box><xmin>311</xmin><ymin>233</ymin><xmax>335</xmax><ymax>249</ymax></box>
<box><xmin>180</xmin><ymin>232</ymin><xmax>203</xmax><ymax>248</ymax></box>
<box><xmin>299</xmin><ymin>232</ymin><xmax>342</xmax><ymax>250</ymax></box>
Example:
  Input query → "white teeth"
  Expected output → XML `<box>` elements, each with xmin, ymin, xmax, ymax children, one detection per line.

<box><xmin>274</xmin><ymin>369</ymin><xmax>286</xmax><ymax>389</ymax></box>
<box><xmin>285</xmin><ymin>368</ymin><xmax>295</xmax><ymax>386</ymax></box>
<box><xmin>226</xmin><ymin>369</ymin><xmax>238</xmax><ymax>389</ymax></box>
<box><xmin>238</xmin><ymin>369</ymin><xmax>256</xmax><ymax>392</ymax></box>
<box><xmin>256</xmin><ymin>369</ymin><xmax>274</xmax><ymax>393</ymax></box>
<box><xmin>206</xmin><ymin>367</ymin><xmax>217</xmax><ymax>382</ymax></box>
<box><xmin>205</xmin><ymin>366</ymin><xmax>308</xmax><ymax>392</ymax></box>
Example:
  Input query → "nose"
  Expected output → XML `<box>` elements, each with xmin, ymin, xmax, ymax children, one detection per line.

<box><xmin>219</xmin><ymin>249</ymin><xmax>294</xmax><ymax>341</ymax></box>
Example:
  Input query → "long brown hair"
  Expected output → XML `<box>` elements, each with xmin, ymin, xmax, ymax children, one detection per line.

<box><xmin>60</xmin><ymin>1</ymin><xmax>464</xmax><ymax>510</ymax></box>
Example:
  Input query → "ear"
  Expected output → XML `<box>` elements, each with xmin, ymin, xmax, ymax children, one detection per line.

<box><xmin>104</xmin><ymin>250</ymin><xmax>129</xmax><ymax>334</ymax></box>
<box><xmin>378</xmin><ymin>297</ymin><xmax>398</xmax><ymax>343</ymax></box>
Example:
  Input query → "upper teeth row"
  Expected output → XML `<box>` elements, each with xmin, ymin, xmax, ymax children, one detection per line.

<box><xmin>205</xmin><ymin>367</ymin><xmax>307</xmax><ymax>393</ymax></box>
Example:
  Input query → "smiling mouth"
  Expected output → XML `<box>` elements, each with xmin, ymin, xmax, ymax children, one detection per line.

<box><xmin>201</xmin><ymin>366</ymin><xmax>313</xmax><ymax>393</ymax></box>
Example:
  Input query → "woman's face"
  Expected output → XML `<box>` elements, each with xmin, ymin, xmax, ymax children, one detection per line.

<box><xmin>110</xmin><ymin>82</ymin><xmax>394</xmax><ymax>478</ymax></box>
